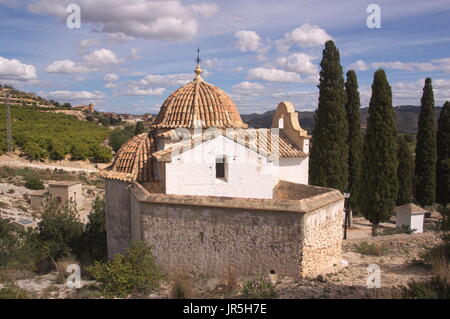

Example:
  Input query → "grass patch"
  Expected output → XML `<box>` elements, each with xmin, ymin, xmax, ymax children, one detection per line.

<box><xmin>355</xmin><ymin>242</ymin><xmax>390</xmax><ymax>256</ymax></box>
<box><xmin>241</xmin><ymin>277</ymin><xmax>277</xmax><ymax>299</ymax></box>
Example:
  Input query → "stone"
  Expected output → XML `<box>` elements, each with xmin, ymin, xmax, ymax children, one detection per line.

<box><xmin>148</xmin><ymin>293</ymin><xmax>163</xmax><ymax>299</ymax></box>
<box><xmin>317</xmin><ymin>274</ymin><xmax>327</xmax><ymax>283</ymax></box>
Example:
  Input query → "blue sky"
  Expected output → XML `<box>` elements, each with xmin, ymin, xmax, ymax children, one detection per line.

<box><xmin>0</xmin><ymin>0</ymin><xmax>449</xmax><ymax>114</ymax></box>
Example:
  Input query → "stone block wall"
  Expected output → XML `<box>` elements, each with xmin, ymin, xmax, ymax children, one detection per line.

<box><xmin>105</xmin><ymin>181</ymin><xmax>345</xmax><ymax>278</ymax></box>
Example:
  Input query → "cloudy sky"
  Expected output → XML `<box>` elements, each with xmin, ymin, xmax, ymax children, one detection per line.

<box><xmin>0</xmin><ymin>0</ymin><xmax>449</xmax><ymax>114</ymax></box>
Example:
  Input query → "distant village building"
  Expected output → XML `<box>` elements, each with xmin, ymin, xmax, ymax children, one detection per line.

<box><xmin>29</xmin><ymin>181</ymin><xmax>84</xmax><ymax>210</ymax></box>
<box><xmin>102</xmin><ymin>62</ymin><xmax>345</xmax><ymax>278</ymax></box>
<box><xmin>74</xmin><ymin>103</ymin><xmax>94</xmax><ymax>112</ymax></box>
<box><xmin>29</xmin><ymin>189</ymin><xmax>49</xmax><ymax>208</ymax></box>
<box><xmin>395</xmin><ymin>203</ymin><xmax>427</xmax><ymax>233</ymax></box>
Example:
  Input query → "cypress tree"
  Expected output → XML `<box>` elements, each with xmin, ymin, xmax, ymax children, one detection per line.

<box><xmin>360</xmin><ymin>69</ymin><xmax>398</xmax><ymax>236</ymax></box>
<box><xmin>436</xmin><ymin>101</ymin><xmax>450</xmax><ymax>204</ymax></box>
<box><xmin>396</xmin><ymin>136</ymin><xmax>414</xmax><ymax>206</ymax></box>
<box><xmin>345</xmin><ymin>70</ymin><xmax>363</xmax><ymax>212</ymax></box>
<box><xmin>309</xmin><ymin>40</ymin><xmax>348</xmax><ymax>191</ymax></box>
<box><xmin>414</xmin><ymin>78</ymin><xmax>437</xmax><ymax>206</ymax></box>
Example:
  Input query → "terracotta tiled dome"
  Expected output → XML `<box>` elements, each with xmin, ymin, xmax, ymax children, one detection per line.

<box><xmin>151</xmin><ymin>65</ymin><xmax>247</xmax><ymax>129</ymax></box>
<box><xmin>102</xmin><ymin>133</ymin><xmax>154</xmax><ymax>182</ymax></box>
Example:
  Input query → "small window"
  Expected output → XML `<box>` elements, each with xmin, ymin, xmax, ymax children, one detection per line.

<box><xmin>215</xmin><ymin>156</ymin><xmax>226</xmax><ymax>179</ymax></box>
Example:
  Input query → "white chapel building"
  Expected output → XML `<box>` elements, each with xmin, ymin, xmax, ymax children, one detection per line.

<box><xmin>105</xmin><ymin>63</ymin><xmax>310</xmax><ymax>198</ymax></box>
<box><xmin>101</xmin><ymin>62</ymin><xmax>345</xmax><ymax>278</ymax></box>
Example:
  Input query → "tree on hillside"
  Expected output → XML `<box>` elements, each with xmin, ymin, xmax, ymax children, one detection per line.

<box><xmin>436</xmin><ymin>101</ymin><xmax>450</xmax><ymax>205</ymax></box>
<box><xmin>345</xmin><ymin>70</ymin><xmax>363</xmax><ymax>213</ymax></box>
<box><xmin>414</xmin><ymin>78</ymin><xmax>437</xmax><ymax>206</ymax></box>
<box><xmin>309</xmin><ymin>40</ymin><xmax>349</xmax><ymax>192</ymax></box>
<box><xmin>396</xmin><ymin>136</ymin><xmax>414</xmax><ymax>206</ymax></box>
<box><xmin>134</xmin><ymin>121</ymin><xmax>146</xmax><ymax>135</ymax></box>
<box><xmin>359</xmin><ymin>69</ymin><xmax>398</xmax><ymax>236</ymax></box>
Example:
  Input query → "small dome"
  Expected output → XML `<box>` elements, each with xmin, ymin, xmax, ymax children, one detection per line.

<box><xmin>151</xmin><ymin>66</ymin><xmax>247</xmax><ymax>129</ymax></box>
<box><xmin>103</xmin><ymin>133</ymin><xmax>154</xmax><ymax>182</ymax></box>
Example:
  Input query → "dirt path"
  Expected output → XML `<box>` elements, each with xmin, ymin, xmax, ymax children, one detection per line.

<box><xmin>0</xmin><ymin>154</ymin><xmax>103</xmax><ymax>173</ymax></box>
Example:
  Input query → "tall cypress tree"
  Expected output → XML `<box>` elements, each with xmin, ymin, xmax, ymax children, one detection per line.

<box><xmin>309</xmin><ymin>40</ymin><xmax>348</xmax><ymax>192</ymax></box>
<box><xmin>345</xmin><ymin>70</ymin><xmax>363</xmax><ymax>212</ymax></box>
<box><xmin>436</xmin><ymin>101</ymin><xmax>450</xmax><ymax>204</ymax></box>
<box><xmin>360</xmin><ymin>69</ymin><xmax>398</xmax><ymax>236</ymax></box>
<box><xmin>414</xmin><ymin>78</ymin><xmax>437</xmax><ymax>206</ymax></box>
<box><xmin>396</xmin><ymin>136</ymin><xmax>414</xmax><ymax>206</ymax></box>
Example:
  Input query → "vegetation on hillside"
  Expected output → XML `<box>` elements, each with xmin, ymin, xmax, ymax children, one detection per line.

<box><xmin>0</xmin><ymin>105</ymin><xmax>112</xmax><ymax>162</ymax></box>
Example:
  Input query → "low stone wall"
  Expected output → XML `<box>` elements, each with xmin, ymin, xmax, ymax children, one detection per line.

<box><xmin>113</xmin><ymin>181</ymin><xmax>345</xmax><ymax>278</ymax></box>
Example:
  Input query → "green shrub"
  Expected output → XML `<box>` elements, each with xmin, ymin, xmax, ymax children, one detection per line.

<box><xmin>109</xmin><ymin>126</ymin><xmax>135</xmax><ymax>152</ymax></box>
<box><xmin>24</xmin><ymin>176</ymin><xmax>44</xmax><ymax>190</ymax></box>
<box><xmin>381</xmin><ymin>225</ymin><xmax>416</xmax><ymax>236</ymax></box>
<box><xmin>241</xmin><ymin>277</ymin><xmax>276</xmax><ymax>299</ymax></box>
<box><xmin>171</xmin><ymin>274</ymin><xmax>194</xmax><ymax>299</ymax></box>
<box><xmin>90</xmin><ymin>145</ymin><xmax>112</xmax><ymax>163</ymax></box>
<box><xmin>87</xmin><ymin>241</ymin><xmax>163</xmax><ymax>298</ymax></box>
<box><xmin>71</xmin><ymin>144</ymin><xmax>90</xmax><ymax>161</ymax></box>
<box><xmin>0</xmin><ymin>286</ymin><xmax>30</xmax><ymax>299</ymax></box>
<box><xmin>0</xmin><ymin>218</ymin><xmax>17</xmax><ymax>267</ymax></box>
<box><xmin>81</xmin><ymin>197</ymin><xmax>107</xmax><ymax>264</ymax></box>
<box><xmin>355</xmin><ymin>242</ymin><xmax>389</xmax><ymax>256</ymax></box>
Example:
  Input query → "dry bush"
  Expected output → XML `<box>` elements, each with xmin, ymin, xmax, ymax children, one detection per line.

<box><xmin>53</xmin><ymin>257</ymin><xmax>78</xmax><ymax>285</ymax></box>
<box><xmin>430</xmin><ymin>247</ymin><xmax>450</xmax><ymax>297</ymax></box>
<box><xmin>171</xmin><ymin>272</ymin><xmax>194</xmax><ymax>299</ymax></box>
<box><xmin>222</xmin><ymin>266</ymin><xmax>238</xmax><ymax>294</ymax></box>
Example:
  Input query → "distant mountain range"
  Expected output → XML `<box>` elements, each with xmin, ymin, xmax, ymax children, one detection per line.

<box><xmin>241</xmin><ymin>105</ymin><xmax>443</xmax><ymax>135</ymax></box>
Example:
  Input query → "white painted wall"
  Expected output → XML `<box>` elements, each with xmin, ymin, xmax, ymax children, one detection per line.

<box><xmin>396</xmin><ymin>212</ymin><xmax>424</xmax><ymax>233</ymax></box>
<box><xmin>278</xmin><ymin>157</ymin><xmax>309</xmax><ymax>185</ymax></box>
<box><xmin>164</xmin><ymin>134</ymin><xmax>309</xmax><ymax>199</ymax></box>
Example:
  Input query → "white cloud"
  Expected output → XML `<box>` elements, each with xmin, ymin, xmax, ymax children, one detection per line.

<box><xmin>80</xmin><ymin>38</ymin><xmax>102</xmax><ymax>48</ymax></box>
<box><xmin>204</xmin><ymin>58</ymin><xmax>218</xmax><ymax>68</ymax></box>
<box><xmin>190</xmin><ymin>3</ymin><xmax>219</xmax><ymax>18</ymax></box>
<box><xmin>123</xmin><ymin>88</ymin><xmax>166</xmax><ymax>96</ymax></box>
<box><xmin>82</xmin><ymin>49</ymin><xmax>123</xmax><ymax>65</ymax></box>
<box><xmin>104</xmin><ymin>73</ymin><xmax>119</xmax><ymax>82</ymax></box>
<box><xmin>232</xmin><ymin>81</ymin><xmax>264</xmax><ymax>92</ymax></box>
<box><xmin>139</xmin><ymin>73</ymin><xmax>193</xmax><ymax>87</ymax></box>
<box><xmin>130</xmin><ymin>48</ymin><xmax>139</xmax><ymax>60</ymax></box>
<box><xmin>45</xmin><ymin>59</ymin><xmax>96</xmax><ymax>74</ymax></box>
<box><xmin>247</xmin><ymin>67</ymin><xmax>301</xmax><ymax>82</ymax></box>
<box><xmin>28</xmin><ymin>0</ymin><xmax>199</xmax><ymax>42</ymax></box>
<box><xmin>234</xmin><ymin>30</ymin><xmax>262</xmax><ymax>52</ymax></box>
<box><xmin>348</xmin><ymin>60</ymin><xmax>369</xmax><ymax>71</ymax></box>
<box><xmin>275</xmin><ymin>23</ymin><xmax>332</xmax><ymax>52</ymax></box>
<box><xmin>277</xmin><ymin>53</ymin><xmax>318</xmax><ymax>76</ymax></box>
<box><xmin>0</xmin><ymin>56</ymin><xmax>37</xmax><ymax>81</ymax></box>
<box><xmin>349</xmin><ymin>58</ymin><xmax>450</xmax><ymax>73</ymax></box>
<box><xmin>43</xmin><ymin>90</ymin><xmax>106</xmax><ymax>102</ymax></box>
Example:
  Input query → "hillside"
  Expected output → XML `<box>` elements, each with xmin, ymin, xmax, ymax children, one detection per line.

<box><xmin>0</xmin><ymin>105</ymin><xmax>112</xmax><ymax>163</ymax></box>
<box><xmin>0</xmin><ymin>85</ymin><xmax>60</xmax><ymax>108</ymax></box>
<box><xmin>242</xmin><ymin>105</ymin><xmax>443</xmax><ymax>135</ymax></box>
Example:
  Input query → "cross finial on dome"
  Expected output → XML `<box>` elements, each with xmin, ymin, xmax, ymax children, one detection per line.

<box><xmin>194</xmin><ymin>48</ymin><xmax>203</xmax><ymax>80</ymax></box>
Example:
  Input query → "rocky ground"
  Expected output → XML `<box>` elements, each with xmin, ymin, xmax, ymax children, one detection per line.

<box><xmin>2</xmin><ymin>231</ymin><xmax>443</xmax><ymax>299</ymax></box>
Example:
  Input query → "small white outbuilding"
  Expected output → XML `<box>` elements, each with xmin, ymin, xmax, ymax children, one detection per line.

<box><xmin>395</xmin><ymin>203</ymin><xmax>427</xmax><ymax>233</ymax></box>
